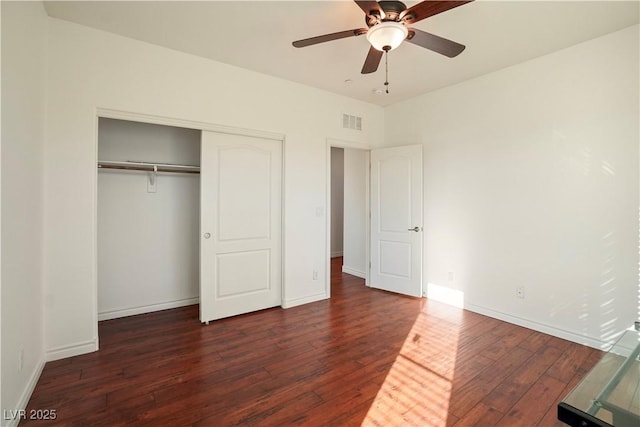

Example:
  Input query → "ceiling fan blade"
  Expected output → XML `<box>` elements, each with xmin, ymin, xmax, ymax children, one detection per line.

<box><xmin>292</xmin><ymin>28</ymin><xmax>367</xmax><ymax>48</ymax></box>
<box><xmin>406</xmin><ymin>28</ymin><xmax>465</xmax><ymax>58</ymax></box>
<box><xmin>361</xmin><ymin>46</ymin><xmax>383</xmax><ymax>74</ymax></box>
<box><xmin>354</xmin><ymin>1</ymin><xmax>385</xmax><ymax>19</ymax></box>
<box><xmin>400</xmin><ymin>1</ymin><xmax>473</xmax><ymax>25</ymax></box>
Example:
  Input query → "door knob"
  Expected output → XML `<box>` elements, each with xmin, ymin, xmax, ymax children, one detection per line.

<box><xmin>203</xmin><ymin>232</ymin><xmax>211</xmax><ymax>239</ymax></box>
<box><xmin>408</xmin><ymin>226</ymin><xmax>421</xmax><ymax>232</ymax></box>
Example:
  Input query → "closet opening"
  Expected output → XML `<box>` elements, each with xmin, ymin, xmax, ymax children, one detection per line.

<box><xmin>97</xmin><ymin>118</ymin><xmax>201</xmax><ymax>321</ymax></box>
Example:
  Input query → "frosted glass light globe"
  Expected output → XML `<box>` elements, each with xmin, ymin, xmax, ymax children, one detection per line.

<box><xmin>366</xmin><ymin>22</ymin><xmax>408</xmax><ymax>51</ymax></box>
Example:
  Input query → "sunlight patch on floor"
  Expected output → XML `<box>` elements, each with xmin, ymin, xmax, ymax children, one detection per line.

<box><xmin>363</xmin><ymin>310</ymin><xmax>460</xmax><ymax>426</ymax></box>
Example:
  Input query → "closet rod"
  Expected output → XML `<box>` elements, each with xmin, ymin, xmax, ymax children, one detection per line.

<box><xmin>97</xmin><ymin>160</ymin><xmax>200</xmax><ymax>174</ymax></box>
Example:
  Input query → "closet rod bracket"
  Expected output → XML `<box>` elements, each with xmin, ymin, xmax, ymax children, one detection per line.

<box><xmin>148</xmin><ymin>165</ymin><xmax>157</xmax><ymax>193</ymax></box>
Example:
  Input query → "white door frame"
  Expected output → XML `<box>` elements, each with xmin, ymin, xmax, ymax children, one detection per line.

<box><xmin>325</xmin><ymin>138</ymin><xmax>372</xmax><ymax>298</ymax></box>
<box><xmin>93</xmin><ymin>108</ymin><xmax>286</xmax><ymax>346</ymax></box>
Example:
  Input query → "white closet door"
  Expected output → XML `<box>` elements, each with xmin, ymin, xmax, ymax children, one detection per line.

<box><xmin>200</xmin><ymin>131</ymin><xmax>282</xmax><ymax>322</ymax></box>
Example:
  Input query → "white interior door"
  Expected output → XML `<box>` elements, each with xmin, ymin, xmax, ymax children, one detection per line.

<box><xmin>200</xmin><ymin>131</ymin><xmax>282</xmax><ymax>322</ymax></box>
<box><xmin>370</xmin><ymin>145</ymin><xmax>423</xmax><ymax>297</ymax></box>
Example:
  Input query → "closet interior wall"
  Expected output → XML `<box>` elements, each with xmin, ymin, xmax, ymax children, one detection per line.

<box><xmin>97</xmin><ymin>118</ymin><xmax>201</xmax><ymax>320</ymax></box>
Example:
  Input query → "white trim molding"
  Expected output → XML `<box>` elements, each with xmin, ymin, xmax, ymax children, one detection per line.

<box><xmin>464</xmin><ymin>303</ymin><xmax>609</xmax><ymax>350</ymax></box>
<box><xmin>97</xmin><ymin>108</ymin><xmax>285</xmax><ymax>142</ymax></box>
<box><xmin>342</xmin><ymin>266</ymin><xmax>366</xmax><ymax>279</ymax></box>
<box><xmin>46</xmin><ymin>338</ymin><xmax>98</xmax><ymax>362</ymax></box>
<box><xmin>282</xmin><ymin>292</ymin><xmax>328</xmax><ymax>309</ymax></box>
<box><xmin>2</xmin><ymin>358</ymin><xmax>46</xmax><ymax>427</ymax></box>
<box><xmin>98</xmin><ymin>297</ymin><xmax>200</xmax><ymax>321</ymax></box>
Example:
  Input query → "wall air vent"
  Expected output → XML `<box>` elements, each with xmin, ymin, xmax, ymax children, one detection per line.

<box><xmin>342</xmin><ymin>114</ymin><xmax>362</xmax><ymax>131</ymax></box>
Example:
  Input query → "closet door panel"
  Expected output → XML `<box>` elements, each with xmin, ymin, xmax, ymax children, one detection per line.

<box><xmin>217</xmin><ymin>146</ymin><xmax>272</xmax><ymax>241</ymax></box>
<box><xmin>216</xmin><ymin>250</ymin><xmax>271</xmax><ymax>297</ymax></box>
<box><xmin>200</xmin><ymin>131</ymin><xmax>282</xmax><ymax>322</ymax></box>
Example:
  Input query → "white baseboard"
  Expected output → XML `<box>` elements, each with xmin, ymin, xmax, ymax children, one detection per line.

<box><xmin>341</xmin><ymin>265</ymin><xmax>366</xmax><ymax>279</ymax></box>
<box><xmin>2</xmin><ymin>358</ymin><xmax>46</xmax><ymax>427</ymax></box>
<box><xmin>464</xmin><ymin>302</ymin><xmax>607</xmax><ymax>350</ymax></box>
<box><xmin>46</xmin><ymin>338</ymin><xmax>98</xmax><ymax>361</ymax></box>
<box><xmin>98</xmin><ymin>297</ymin><xmax>199</xmax><ymax>321</ymax></box>
<box><xmin>330</xmin><ymin>251</ymin><xmax>343</xmax><ymax>258</ymax></box>
<box><xmin>282</xmin><ymin>292</ymin><xmax>328</xmax><ymax>309</ymax></box>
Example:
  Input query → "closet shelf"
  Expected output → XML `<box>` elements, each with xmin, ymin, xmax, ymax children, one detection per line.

<box><xmin>97</xmin><ymin>160</ymin><xmax>200</xmax><ymax>174</ymax></box>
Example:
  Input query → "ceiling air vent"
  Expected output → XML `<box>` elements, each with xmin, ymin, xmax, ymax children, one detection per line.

<box><xmin>342</xmin><ymin>114</ymin><xmax>362</xmax><ymax>131</ymax></box>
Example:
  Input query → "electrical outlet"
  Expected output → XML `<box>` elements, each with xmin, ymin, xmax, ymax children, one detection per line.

<box><xmin>447</xmin><ymin>271</ymin><xmax>454</xmax><ymax>282</ymax></box>
<box><xmin>313</xmin><ymin>270</ymin><xmax>318</xmax><ymax>280</ymax></box>
<box><xmin>19</xmin><ymin>349</ymin><xmax>24</xmax><ymax>371</ymax></box>
<box><xmin>516</xmin><ymin>286</ymin><xmax>525</xmax><ymax>299</ymax></box>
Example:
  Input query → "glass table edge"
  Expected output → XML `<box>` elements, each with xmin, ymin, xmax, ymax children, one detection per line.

<box><xmin>558</xmin><ymin>402</ymin><xmax>613</xmax><ymax>427</ymax></box>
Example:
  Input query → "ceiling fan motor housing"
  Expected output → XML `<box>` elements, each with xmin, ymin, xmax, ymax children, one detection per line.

<box><xmin>380</xmin><ymin>1</ymin><xmax>407</xmax><ymax>20</ymax></box>
<box><xmin>365</xmin><ymin>0</ymin><xmax>407</xmax><ymax>26</ymax></box>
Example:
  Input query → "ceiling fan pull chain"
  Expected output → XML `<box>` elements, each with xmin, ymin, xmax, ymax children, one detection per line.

<box><xmin>384</xmin><ymin>49</ymin><xmax>390</xmax><ymax>94</ymax></box>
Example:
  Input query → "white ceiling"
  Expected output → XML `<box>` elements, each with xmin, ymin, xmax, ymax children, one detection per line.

<box><xmin>43</xmin><ymin>0</ymin><xmax>639</xmax><ymax>106</ymax></box>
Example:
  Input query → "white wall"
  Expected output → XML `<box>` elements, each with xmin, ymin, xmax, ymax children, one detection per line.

<box><xmin>97</xmin><ymin>118</ymin><xmax>200</xmax><ymax>320</ymax></box>
<box><xmin>43</xmin><ymin>17</ymin><xmax>384</xmax><ymax>360</ymax></box>
<box><xmin>330</xmin><ymin>147</ymin><xmax>344</xmax><ymax>257</ymax></box>
<box><xmin>385</xmin><ymin>25</ymin><xmax>640</xmax><ymax>348</ymax></box>
<box><xmin>1</xmin><ymin>0</ymin><xmax>47</xmax><ymax>421</ymax></box>
<box><xmin>343</xmin><ymin>148</ymin><xmax>369</xmax><ymax>278</ymax></box>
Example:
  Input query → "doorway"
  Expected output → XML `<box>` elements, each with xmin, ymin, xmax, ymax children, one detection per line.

<box><xmin>327</xmin><ymin>142</ymin><xmax>424</xmax><ymax>299</ymax></box>
<box><xmin>328</xmin><ymin>144</ymin><xmax>370</xmax><ymax>295</ymax></box>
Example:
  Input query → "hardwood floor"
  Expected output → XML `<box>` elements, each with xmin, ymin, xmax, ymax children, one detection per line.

<box><xmin>22</xmin><ymin>258</ymin><xmax>602</xmax><ymax>426</ymax></box>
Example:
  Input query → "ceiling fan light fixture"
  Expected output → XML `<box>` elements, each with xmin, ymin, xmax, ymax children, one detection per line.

<box><xmin>366</xmin><ymin>21</ymin><xmax>408</xmax><ymax>51</ymax></box>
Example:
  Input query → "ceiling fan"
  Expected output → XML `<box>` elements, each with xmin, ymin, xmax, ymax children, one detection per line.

<box><xmin>292</xmin><ymin>1</ymin><xmax>473</xmax><ymax>75</ymax></box>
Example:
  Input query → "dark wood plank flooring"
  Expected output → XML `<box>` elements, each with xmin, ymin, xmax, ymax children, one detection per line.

<box><xmin>22</xmin><ymin>258</ymin><xmax>603</xmax><ymax>426</ymax></box>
